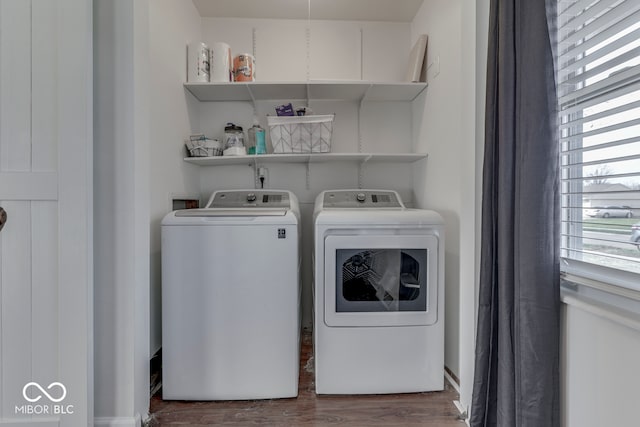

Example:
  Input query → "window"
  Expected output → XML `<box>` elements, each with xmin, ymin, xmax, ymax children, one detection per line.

<box><xmin>558</xmin><ymin>0</ymin><xmax>640</xmax><ymax>289</ymax></box>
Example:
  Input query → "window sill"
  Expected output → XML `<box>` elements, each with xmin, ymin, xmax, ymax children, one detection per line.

<box><xmin>561</xmin><ymin>270</ymin><xmax>640</xmax><ymax>332</ymax></box>
<box><xmin>561</xmin><ymin>259</ymin><xmax>640</xmax><ymax>295</ymax></box>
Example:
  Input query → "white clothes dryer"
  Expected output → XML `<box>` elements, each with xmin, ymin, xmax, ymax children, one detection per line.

<box><xmin>162</xmin><ymin>190</ymin><xmax>301</xmax><ymax>400</ymax></box>
<box><xmin>313</xmin><ymin>190</ymin><xmax>444</xmax><ymax>394</ymax></box>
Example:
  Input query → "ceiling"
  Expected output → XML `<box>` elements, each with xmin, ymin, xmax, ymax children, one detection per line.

<box><xmin>192</xmin><ymin>0</ymin><xmax>425</xmax><ymax>23</ymax></box>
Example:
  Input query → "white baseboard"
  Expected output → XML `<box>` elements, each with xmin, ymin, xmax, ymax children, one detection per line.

<box><xmin>94</xmin><ymin>414</ymin><xmax>141</xmax><ymax>427</ymax></box>
<box><xmin>444</xmin><ymin>369</ymin><xmax>460</xmax><ymax>393</ymax></box>
<box><xmin>453</xmin><ymin>400</ymin><xmax>470</xmax><ymax>426</ymax></box>
<box><xmin>0</xmin><ymin>419</ymin><xmax>60</xmax><ymax>426</ymax></box>
<box><xmin>444</xmin><ymin>370</ymin><xmax>470</xmax><ymax>426</ymax></box>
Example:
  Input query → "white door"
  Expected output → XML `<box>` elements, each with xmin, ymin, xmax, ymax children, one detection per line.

<box><xmin>0</xmin><ymin>0</ymin><xmax>92</xmax><ymax>426</ymax></box>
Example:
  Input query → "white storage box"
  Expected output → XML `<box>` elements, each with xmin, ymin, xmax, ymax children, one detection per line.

<box><xmin>268</xmin><ymin>114</ymin><xmax>334</xmax><ymax>153</ymax></box>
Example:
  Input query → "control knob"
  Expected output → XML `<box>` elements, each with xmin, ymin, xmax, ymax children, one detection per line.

<box><xmin>356</xmin><ymin>193</ymin><xmax>366</xmax><ymax>203</ymax></box>
<box><xmin>247</xmin><ymin>193</ymin><xmax>257</xmax><ymax>202</ymax></box>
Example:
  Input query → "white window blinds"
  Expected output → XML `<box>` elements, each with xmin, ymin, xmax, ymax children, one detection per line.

<box><xmin>558</xmin><ymin>0</ymin><xmax>640</xmax><ymax>277</ymax></box>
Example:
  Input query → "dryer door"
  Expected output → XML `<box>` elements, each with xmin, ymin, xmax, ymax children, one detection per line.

<box><xmin>324</xmin><ymin>234</ymin><xmax>440</xmax><ymax>327</ymax></box>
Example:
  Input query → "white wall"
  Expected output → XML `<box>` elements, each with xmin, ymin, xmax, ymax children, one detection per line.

<box><xmin>411</xmin><ymin>0</ymin><xmax>465</xmax><ymax>379</ymax></box>
<box><xmin>458</xmin><ymin>0</ymin><xmax>489</xmax><ymax>415</ymax></box>
<box><xmin>201</xmin><ymin>18</ymin><xmax>410</xmax><ymax>82</ymax></box>
<box><xmin>411</xmin><ymin>1</ymin><xmax>487</xmax><ymax>416</ymax></box>
<box><xmin>94</xmin><ymin>0</ymin><xmax>150</xmax><ymax>424</ymax></box>
<box><xmin>149</xmin><ymin>0</ymin><xmax>203</xmax><ymax>354</ymax></box>
<box><xmin>562</xmin><ymin>301</ymin><xmax>640</xmax><ymax>427</ymax></box>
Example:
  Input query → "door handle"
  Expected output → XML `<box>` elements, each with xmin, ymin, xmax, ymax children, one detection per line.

<box><xmin>0</xmin><ymin>207</ymin><xmax>6</xmax><ymax>232</ymax></box>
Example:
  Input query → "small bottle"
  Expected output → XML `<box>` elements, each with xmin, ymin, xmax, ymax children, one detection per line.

<box><xmin>247</xmin><ymin>124</ymin><xmax>257</xmax><ymax>154</ymax></box>
<box><xmin>247</xmin><ymin>120</ymin><xmax>266</xmax><ymax>155</ymax></box>
<box><xmin>255</xmin><ymin>125</ymin><xmax>266</xmax><ymax>154</ymax></box>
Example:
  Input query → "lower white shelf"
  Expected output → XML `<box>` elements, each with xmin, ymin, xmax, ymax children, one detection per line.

<box><xmin>183</xmin><ymin>152</ymin><xmax>428</xmax><ymax>166</ymax></box>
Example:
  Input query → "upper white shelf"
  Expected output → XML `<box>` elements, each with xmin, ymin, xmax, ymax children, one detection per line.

<box><xmin>192</xmin><ymin>0</ymin><xmax>424</xmax><ymax>23</ymax></box>
<box><xmin>183</xmin><ymin>81</ymin><xmax>428</xmax><ymax>102</ymax></box>
<box><xmin>183</xmin><ymin>152</ymin><xmax>428</xmax><ymax>166</ymax></box>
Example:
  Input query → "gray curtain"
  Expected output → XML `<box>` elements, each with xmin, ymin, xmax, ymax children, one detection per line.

<box><xmin>470</xmin><ymin>0</ymin><xmax>560</xmax><ymax>426</ymax></box>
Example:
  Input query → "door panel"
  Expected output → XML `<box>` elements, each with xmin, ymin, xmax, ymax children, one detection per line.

<box><xmin>0</xmin><ymin>0</ymin><xmax>90</xmax><ymax>425</ymax></box>
<box><xmin>0</xmin><ymin>201</ymin><xmax>32</xmax><ymax>418</ymax></box>
<box><xmin>0</xmin><ymin>0</ymin><xmax>31</xmax><ymax>172</ymax></box>
<box><xmin>31</xmin><ymin>0</ymin><xmax>59</xmax><ymax>173</ymax></box>
<box><xmin>31</xmin><ymin>201</ymin><xmax>59</xmax><ymax>390</ymax></box>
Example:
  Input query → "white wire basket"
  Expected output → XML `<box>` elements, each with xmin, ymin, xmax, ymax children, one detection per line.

<box><xmin>185</xmin><ymin>137</ymin><xmax>223</xmax><ymax>157</ymax></box>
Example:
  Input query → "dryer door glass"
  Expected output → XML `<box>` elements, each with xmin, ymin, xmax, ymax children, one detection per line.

<box><xmin>323</xmin><ymin>234</ymin><xmax>440</xmax><ymax>327</ymax></box>
<box><xmin>336</xmin><ymin>248</ymin><xmax>427</xmax><ymax>312</ymax></box>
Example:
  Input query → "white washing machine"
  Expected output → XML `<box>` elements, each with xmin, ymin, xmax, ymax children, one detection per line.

<box><xmin>313</xmin><ymin>190</ymin><xmax>444</xmax><ymax>394</ymax></box>
<box><xmin>162</xmin><ymin>190</ymin><xmax>301</xmax><ymax>400</ymax></box>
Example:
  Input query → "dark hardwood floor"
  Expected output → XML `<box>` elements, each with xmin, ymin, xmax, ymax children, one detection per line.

<box><xmin>149</xmin><ymin>329</ymin><xmax>463</xmax><ymax>426</ymax></box>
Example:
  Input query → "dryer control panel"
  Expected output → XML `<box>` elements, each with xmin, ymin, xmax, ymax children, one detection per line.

<box><xmin>209</xmin><ymin>190</ymin><xmax>291</xmax><ymax>208</ymax></box>
<box><xmin>322</xmin><ymin>190</ymin><xmax>403</xmax><ymax>208</ymax></box>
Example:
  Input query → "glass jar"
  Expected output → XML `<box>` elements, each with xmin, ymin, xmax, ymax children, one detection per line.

<box><xmin>224</xmin><ymin>123</ymin><xmax>245</xmax><ymax>150</ymax></box>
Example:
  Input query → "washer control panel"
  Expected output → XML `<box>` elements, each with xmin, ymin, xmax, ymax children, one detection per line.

<box><xmin>322</xmin><ymin>190</ymin><xmax>403</xmax><ymax>208</ymax></box>
<box><xmin>209</xmin><ymin>190</ymin><xmax>290</xmax><ymax>208</ymax></box>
